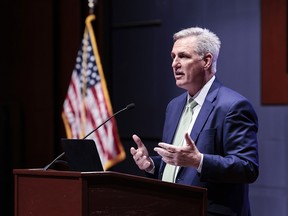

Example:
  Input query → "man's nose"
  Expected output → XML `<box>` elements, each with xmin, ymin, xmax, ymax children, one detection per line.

<box><xmin>172</xmin><ymin>57</ymin><xmax>179</xmax><ymax>68</ymax></box>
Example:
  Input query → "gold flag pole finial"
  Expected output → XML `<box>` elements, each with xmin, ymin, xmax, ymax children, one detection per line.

<box><xmin>88</xmin><ymin>0</ymin><xmax>97</xmax><ymax>14</ymax></box>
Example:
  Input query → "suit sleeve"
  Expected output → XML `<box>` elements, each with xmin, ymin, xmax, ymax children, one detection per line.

<box><xmin>200</xmin><ymin>99</ymin><xmax>259</xmax><ymax>183</ymax></box>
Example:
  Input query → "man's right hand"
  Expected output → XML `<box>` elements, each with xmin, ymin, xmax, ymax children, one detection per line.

<box><xmin>130</xmin><ymin>134</ymin><xmax>154</xmax><ymax>171</ymax></box>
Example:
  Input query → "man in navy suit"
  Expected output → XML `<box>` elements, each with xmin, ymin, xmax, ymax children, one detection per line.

<box><xmin>130</xmin><ymin>27</ymin><xmax>259</xmax><ymax>216</ymax></box>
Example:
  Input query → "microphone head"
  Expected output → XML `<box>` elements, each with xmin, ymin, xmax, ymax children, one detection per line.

<box><xmin>126</xmin><ymin>103</ymin><xmax>136</xmax><ymax>110</ymax></box>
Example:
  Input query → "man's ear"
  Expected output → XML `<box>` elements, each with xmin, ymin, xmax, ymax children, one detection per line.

<box><xmin>203</xmin><ymin>53</ymin><xmax>213</xmax><ymax>70</ymax></box>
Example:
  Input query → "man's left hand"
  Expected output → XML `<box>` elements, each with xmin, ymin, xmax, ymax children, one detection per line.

<box><xmin>154</xmin><ymin>133</ymin><xmax>202</xmax><ymax>168</ymax></box>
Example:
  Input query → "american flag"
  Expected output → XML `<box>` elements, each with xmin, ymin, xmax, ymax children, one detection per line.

<box><xmin>62</xmin><ymin>15</ymin><xmax>125</xmax><ymax>170</ymax></box>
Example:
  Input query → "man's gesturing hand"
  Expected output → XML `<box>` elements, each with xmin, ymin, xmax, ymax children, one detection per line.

<box><xmin>130</xmin><ymin>134</ymin><xmax>153</xmax><ymax>171</ymax></box>
<box><xmin>154</xmin><ymin>133</ymin><xmax>202</xmax><ymax>168</ymax></box>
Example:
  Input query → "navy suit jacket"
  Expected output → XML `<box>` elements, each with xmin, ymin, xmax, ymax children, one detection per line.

<box><xmin>149</xmin><ymin>79</ymin><xmax>259</xmax><ymax>216</ymax></box>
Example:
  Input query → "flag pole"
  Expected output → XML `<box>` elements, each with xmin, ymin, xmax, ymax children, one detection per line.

<box><xmin>88</xmin><ymin>0</ymin><xmax>97</xmax><ymax>14</ymax></box>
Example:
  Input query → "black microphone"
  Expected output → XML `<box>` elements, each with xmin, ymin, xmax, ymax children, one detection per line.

<box><xmin>43</xmin><ymin>103</ymin><xmax>136</xmax><ymax>170</ymax></box>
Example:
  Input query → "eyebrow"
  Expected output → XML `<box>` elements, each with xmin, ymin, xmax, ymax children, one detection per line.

<box><xmin>171</xmin><ymin>51</ymin><xmax>187</xmax><ymax>55</ymax></box>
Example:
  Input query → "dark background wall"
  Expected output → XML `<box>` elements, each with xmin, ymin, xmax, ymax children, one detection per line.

<box><xmin>1</xmin><ymin>0</ymin><xmax>287</xmax><ymax>215</ymax></box>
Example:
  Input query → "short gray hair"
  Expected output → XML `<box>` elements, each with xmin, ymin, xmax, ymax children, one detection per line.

<box><xmin>173</xmin><ymin>27</ymin><xmax>221</xmax><ymax>73</ymax></box>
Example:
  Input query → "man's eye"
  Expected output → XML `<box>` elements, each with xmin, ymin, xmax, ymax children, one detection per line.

<box><xmin>179</xmin><ymin>53</ymin><xmax>188</xmax><ymax>58</ymax></box>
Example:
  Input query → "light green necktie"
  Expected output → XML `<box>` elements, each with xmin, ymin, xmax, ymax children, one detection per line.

<box><xmin>162</xmin><ymin>98</ymin><xmax>198</xmax><ymax>183</ymax></box>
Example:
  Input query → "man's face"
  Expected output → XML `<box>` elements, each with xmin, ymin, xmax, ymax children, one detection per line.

<box><xmin>171</xmin><ymin>37</ymin><xmax>205</xmax><ymax>95</ymax></box>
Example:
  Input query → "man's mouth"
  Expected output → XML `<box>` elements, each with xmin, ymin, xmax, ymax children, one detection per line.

<box><xmin>175</xmin><ymin>71</ymin><xmax>185</xmax><ymax>78</ymax></box>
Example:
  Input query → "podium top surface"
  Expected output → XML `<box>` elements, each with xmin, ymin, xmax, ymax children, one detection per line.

<box><xmin>13</xmin><ymin>169</ymin><xmax>207</xmax><ymax>193</ymax></box>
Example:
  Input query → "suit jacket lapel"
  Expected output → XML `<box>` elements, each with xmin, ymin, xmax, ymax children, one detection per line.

<box><xmin>190</xmin><ymin>80</ymin><xmax>220</xmax><ymax>143</ymax></box>
<box><xmin>164</xmin><ymin>94</ymin><xmax>187</xmax><ymax>144</ymax></box>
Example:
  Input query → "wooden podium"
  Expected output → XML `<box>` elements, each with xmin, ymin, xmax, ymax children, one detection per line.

<box><xmin>14</xmin><ymin>169</ymin><xmax>207</xmax><ymax>216</ymax></box>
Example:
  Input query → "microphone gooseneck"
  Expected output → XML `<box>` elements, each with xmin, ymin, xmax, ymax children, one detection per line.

<box><xmin>82</xmin><ymin>103</ymin><xmax>135</xmax><ymax>139</ymax></box>
<box><xmin>43</xmin><ymin>152</ymin><xmax>65</xmax><ymax>171</ymax></box>
<box><xmin>43</xmin><ymin>103</ymin><xmax>135</xmax><ymax>170</ymax></box>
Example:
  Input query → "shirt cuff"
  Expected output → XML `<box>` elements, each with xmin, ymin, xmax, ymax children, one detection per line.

<box><xmin>197</xmin><ymin>153</ymin><xmax>204</xmax><ymax>173</ymax></box>
<box><xmin>145</xmin><ymin>158</ymin><xmax>155</xmax><ymax>174</ymax></box>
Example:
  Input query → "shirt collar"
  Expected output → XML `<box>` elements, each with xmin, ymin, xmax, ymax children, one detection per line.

<box><xmin>187</xmin><ymin>75</ymin><xmax>215</xmax><ymax>106</ymax></box>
